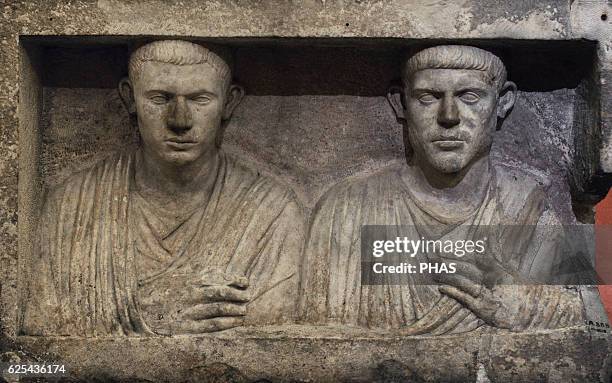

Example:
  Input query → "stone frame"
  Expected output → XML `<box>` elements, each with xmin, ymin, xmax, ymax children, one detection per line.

<box><xmin>1</xmin><ymin>1</ymin><xmax>612</xmax><ymax>381</ymax></box>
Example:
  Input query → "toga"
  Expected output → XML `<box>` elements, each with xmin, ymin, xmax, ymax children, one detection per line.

<box><xmin>22</xmin><ymin>149</ymin><xmax>304</xmax><ymax>336</ymax></box>
<box><xmin>299</xmin><ymin>163</ymin><xmax>585</xmax><ymax>334</ymax></box>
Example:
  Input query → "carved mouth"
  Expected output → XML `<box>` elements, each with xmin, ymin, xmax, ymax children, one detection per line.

<box><xmin>165</xmin><ymin>139</ymin><xmax>198</xmax><ymax>149</ymax></box>
<box><xmin>431</xmin><ymin>139</ymin><xmax>464</xmax><ymax>150</ymax></box>
<box><xmin>166</xmin><ymin>138</ymin><xmax>197</xmax><ymax>143</ymax></box>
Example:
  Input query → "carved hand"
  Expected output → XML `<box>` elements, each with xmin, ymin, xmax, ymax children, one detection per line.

<box><xmin>432</xmin><ymin>256</ymin><xmax>527</xmax><ymax>330</ymax></box>
<box><xmin>175</xmin><ymin>272</ymin><xmax>251</xmax><ymax>334</ymax></box>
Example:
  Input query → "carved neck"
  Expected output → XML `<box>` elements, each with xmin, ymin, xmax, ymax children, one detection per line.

<box><xmin>134</xmin><ymin>148</ymin><xmax>219</xmax><ymax>211</ymax></box>
<box><xmin>403</xmin><ymin>155</ymin><xmax>491</xmax><ymax>222</ymax></box>
<box><xmin>414</xmin><ymin>152</ymin><xmax>490</xmax><ymax>189</ymax></box>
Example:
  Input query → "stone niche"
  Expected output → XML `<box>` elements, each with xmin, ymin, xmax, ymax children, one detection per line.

<box><xmin>20</xmin><ymin>38</ymin><xmax>606</xmax><ymax>215</ymax></box>
<box><xmin>11</xmin><ymin>35</ymin><xmax>610</xmax><ymax>383</ymax></box>
<box><xmin>2</xmin><ymin>1</ymin><xmax>612</xmax><ymax>383</ymax></box>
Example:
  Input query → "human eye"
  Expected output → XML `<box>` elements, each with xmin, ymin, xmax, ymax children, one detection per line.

<box><xmin>458</xmin><ymin>91</ymin><xmax>481</xmax><ymax>104</ymax></box>
<box><xmin>191</xmin><ymin>95</ymin><xmax>212</xmax><ymax>105</ymax></box>
<box><xmin>417</xmin><ymin>93</ymin><xmax>437</xmax><ymax>105</ymax></box>
<box><xmin>148</xmin><ymin>93</ymin><xmax>169</xmax><ymax>105</ymax></box>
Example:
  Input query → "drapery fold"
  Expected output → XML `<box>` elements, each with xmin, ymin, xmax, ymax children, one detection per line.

<box><xmin>299</xmin><ymin>164</ymin><xmax>584</xmax><ymax>333</ymax></box>
<box><xmin>23</xmin><ymin>150</ymin><xmax>304</xmax><ymax>337</ymax></box>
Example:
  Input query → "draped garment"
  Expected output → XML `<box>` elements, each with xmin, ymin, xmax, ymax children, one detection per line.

<box><xmin>299</xmin><ymin>163</ymin><xmax>584</xmax><ymax>334</ymax></box>
<box><xmin>22</xmin><ymin>150</ymin><xmax>304</xmax><ymax>336</ymax></box>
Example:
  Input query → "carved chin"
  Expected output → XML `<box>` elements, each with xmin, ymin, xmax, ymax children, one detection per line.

<box><xmin>438</xmin><ymin>164</ymin><xmax>464</xmax><ymax>174</ymax></box>
<box><xmin>161</xmin><ymin>150</ymin><xmax>199</xmax><ymax>165</ymax></box>
<box><xmin>430</xmin><ymin>155</ymin><xmax>467</xmax><ymax>174</ymax></box>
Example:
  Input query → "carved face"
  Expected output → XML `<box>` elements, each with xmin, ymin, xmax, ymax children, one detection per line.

<box><xmin>405</xmin><ymin>68</ymin><xmax>500</xmax><ymax>174</ymax></box>
<box><xmin>131</xmin><ymin>61</ymin><xmax>230</xmax><ymax>166</ymax></box>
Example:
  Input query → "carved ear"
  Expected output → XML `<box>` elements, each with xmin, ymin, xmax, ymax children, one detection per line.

<box><xmin>386</xmin><ymin>84</ymin><xmax>406</xmax><ymax>122</ymax></box>
<box><xmin>497</xmin><ymin>81</ymin><xmax>517</xmax><ymax>119</ymax></box>
<box><xmin>222</xmin><ymin>84</ymin><xmax>245</xmax><ymax>120</ymax></box>
<box><xmin>118</xmin><ymin>77</ymin><xmax>136</xmax><ymax>116</ymax></box>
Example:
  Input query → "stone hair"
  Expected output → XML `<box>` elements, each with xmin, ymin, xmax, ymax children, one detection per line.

<box><xmin>128</xmin><ymin>40</ymin><xmax>232</xmax><ymax>81</ymax></box>
<box><xmin>403</xmin><ymin>45</ymin><xmax>507</xmax><ymax>90</ymax></box>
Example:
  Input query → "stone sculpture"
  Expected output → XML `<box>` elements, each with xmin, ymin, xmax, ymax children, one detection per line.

<box><xmin>22</xmin><ymin>40</ymin><xmax>305</xmax><ymax>336</ymax></box>
<box><xmin>299</xmin><ymin>45</ymin><xmax>585</xmax><ymax>334</ymax></box>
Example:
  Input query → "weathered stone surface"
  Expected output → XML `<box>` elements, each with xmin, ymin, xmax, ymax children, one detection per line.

<box><xmin>0</xmin><ymin>1</ymin><xmax>611</xmax><ymax>382</ymax></box>
<box><xmin>0</xmin><ymin>0</ymin><xmax>575</xmax><ymax>40</ymax></box>
<box><xmin>8</xmin><ymin>325</ymin><xmax>611</xmax><ymax>383</ymax></box>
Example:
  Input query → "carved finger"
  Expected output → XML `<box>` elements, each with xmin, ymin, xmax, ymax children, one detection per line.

<box><xmin>197</xmin><ymin>285</ymin><xmax>251</xmax><ymax>303</ymax></box>
<box><xmin>179</xmin><ymin>317</ymin><xmax>244</xmax><ymax>334</ymax></box>
<box><xmin>228</xmin><ymin>276</ymin><xmax>249</xmax><ymax>289</ymax></box>
<box><xmin>439</xmin><ymin>286</ymin><xmax>505</xmax><ymax>327</ymax></box>
<box><xmin>453</xmin><ymin>260</ymin><xmax>485</xmax><ymax>282</ymax></box>
<box><xmin>182</xmin><ymin>302</ymin><xmax>247</xmax><ymax>320</ymax></box>
<box><xmin>438</xmin><ymin>285</ymin><xmax>485</xmax><ymax>314</ymax></box>
<box><xmin>433</xmin><ymin>274</ymin><xmax>483</xmax><ymax>298</ymax></box>
<box><xmin>199</xmin><ymin>270</ymin><xmax>249</xmax><ymax>289</ymax></box>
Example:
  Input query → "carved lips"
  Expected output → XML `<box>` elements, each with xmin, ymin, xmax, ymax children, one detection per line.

<box><xmin>431</xmin><ymin>138</ymin><xmax>465</xmax><ymax>150</ymax></box>
<box><xmin>165</xmin><ymin>138</ymin><xmax>198</xmax><ymax>150</ymax></box>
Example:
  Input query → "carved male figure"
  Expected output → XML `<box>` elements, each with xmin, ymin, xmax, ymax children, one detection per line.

<box><xmin>23</xmin><ymin>40</ymin><xmax>304</xmax><ymax>336</ymax></box>
<box><xmin>300</xmin><ymin>45</ymin><xmax>584</xmax><ymax>334</ymax></box>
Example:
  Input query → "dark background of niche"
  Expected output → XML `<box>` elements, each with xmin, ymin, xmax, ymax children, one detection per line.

<box><xmin>39</xmin><ymin>38</ymin><xmax>592</xmax><ymax>94</ymax></box>
<box><xmin>26</xmin><ymin>36</ymin><xmax>598</xmax><ymax>222</ymax></box>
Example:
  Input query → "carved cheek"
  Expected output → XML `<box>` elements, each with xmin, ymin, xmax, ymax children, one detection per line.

<box><xmin>466</xmin><ymin>119</ymin><xmax>493</xmax><ymax>151</ymax></box>
<box><xmin>189</xmin><ymin>106</ymin><xmax>212</xmax><ymax>128</ymax></box>
<box><xmin>140</xmin><ymin>101</ymin><xmax>166</xmax><ymax>119</ymax></box>
<box><xmin>137</xmin><ymin>103</ymin><xmax>171</xmax><ymax>140</ymax></box>
<box><xmin>478</xmin><ymin>97</ymin><xmax>497</xmax><ymax>118</ymax></box>
<box><xmin>461</xmin><ymin>103</ymin><xmax>488</xmax><ymax>128</ymax></box>
<box><xmin>409</xmin><ymin>103</ymin><xmax>437</xmax><ymax>131</ymax></box>
<box><xmin>199</xmin><ymin>103</ymin><xmax>224</xmax><ymax>124</ymax></box>
<box><xmin>408</xmin><ymin>120</ymin><xmax>431</xmax><ymax>147</ymax></box>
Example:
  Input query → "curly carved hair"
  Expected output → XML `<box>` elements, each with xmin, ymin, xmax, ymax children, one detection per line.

<box><xmin>402</xmin><ymin>45</ymin><xmax>507</xmax><ymax>90</ymax></box>
<box><xmin>128</xmin><ymin>40</ymin><xmax>232</xmax><ymax>83</ymax></box>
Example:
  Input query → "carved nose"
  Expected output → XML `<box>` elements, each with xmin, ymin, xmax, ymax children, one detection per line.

<box><xmin>167</xmin><ymin>96</ymin><xmax>193</xmax><ymax>132</ymax></box>
<box><xmin>437</xmin><ymin>95</ymin><xmax>460</xmax><ymax>128</ymax></box>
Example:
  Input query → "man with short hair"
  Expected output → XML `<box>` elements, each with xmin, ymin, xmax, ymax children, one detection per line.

<box><xmin>299</xmin><ymin>45</ymin><xmax>584</xmax><ymax>334</ymax></box>
<box><xmin>23</xmin><ymin>40</ymin><xmax>304</xmax><ymax>336</ymax></box>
